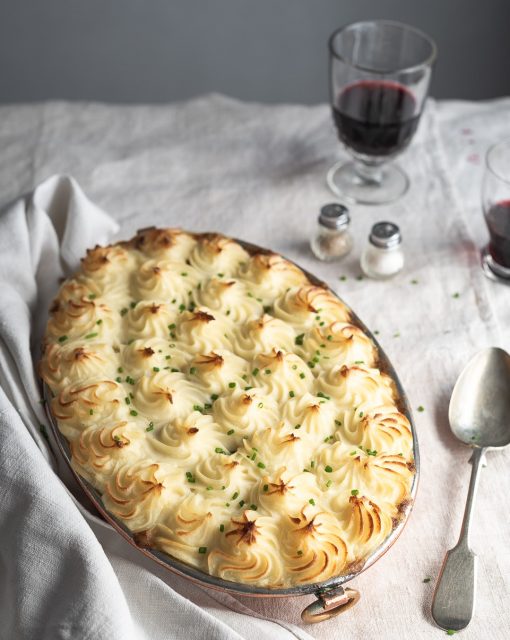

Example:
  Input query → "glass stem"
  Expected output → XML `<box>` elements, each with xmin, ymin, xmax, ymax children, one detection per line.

<box><xmin>354</xmin><ymin>160</ymin><xmax>383</xmax><ymax>186</ymax></box>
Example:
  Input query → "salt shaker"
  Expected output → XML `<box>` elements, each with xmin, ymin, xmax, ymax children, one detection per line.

<box><xmin>360</xmin><ymin>221</ymin><xmax>404</xmax><ymax>279</ymax></box>
<box><xmin>310</xmin><ymin>203</ymin><xmax>353</xmax><ymax>262</ymax></box>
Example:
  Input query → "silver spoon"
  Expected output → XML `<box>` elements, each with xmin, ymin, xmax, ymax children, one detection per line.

<box><xmin>432</xmin><ymin>347</ymin><xmax>510</xmax><ymax>631</ymax></box>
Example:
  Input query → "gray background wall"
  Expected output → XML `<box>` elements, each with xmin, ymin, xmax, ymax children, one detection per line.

<box><xmin>1</xmin><ymin>0</ymin><xmax>509</xmax><ymax>104</ymax></box>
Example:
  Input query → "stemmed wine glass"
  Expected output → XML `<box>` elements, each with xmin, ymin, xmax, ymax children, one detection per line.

<box><xmin>481</xmin><ymin>138</ymin><xmax>510</xmax><ymax>283</ymax></box>
<box><xmin>328</xmin><ymin>20</ymin><xmax>437</xmax><ymax>205</ymax></box>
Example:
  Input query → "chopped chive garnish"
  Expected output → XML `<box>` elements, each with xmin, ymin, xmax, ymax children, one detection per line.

<box><xmin>228</xmin><ymin>382</ymin><xmax>236</xmax><ymax>388</ymax></box>
<box><xmin>58</xmin><ymin>335</ymin><xmax>68</xmax><ymax>343</ymax></box>
<box><xmin>88</xmin><ymin>293</ymin><xmax>96</xmax><ymax>299</ymax></box>
<box><xmin>264</xmin><ymin>369</ymin><xmax>271</xmax><ymax>375</ymax></box>
<box><xmin>326</xmin><ymin>335</ymin><xmax>333</xmax><ymax>341</ymax></box>
<box><xmin>215</xmin><ymin>447</ymin><xmax>228</xmax><ymax>454</ymax></box>
<box><xmin>310</xmin><ymin>460</ymin><xmax>315</xmax><ymax>468</ymax></box>
<box><xmin>350</xmin><ymin>450</ymin><xmax>357</xmax><ymax>456</ymax></box>
<box><xmin>417</xmin><ymin>405</ymin><xmax>425</xmax><ymax>412</ymax></box>
<box><xmin>294</xmin><ymin>424</ymin><xmax>301</xmax><ymax>429</ymax></box>
<box><xmin>257</xmin><ymin>402</ymin><xmax>263</xmax><ymax>408</ymax></box>
<box><xmin>96</xmin><ymin>319</ymin><xmax>103</xmax><ymax>325</ymax></box>
<box><xmin>124</xmin><ymin>397</ymin><xmax>130</xmax><ymax>405</ymax></box>
<box><xmin>146</xmin><ymin>422</ymin><xmax>154</xmax><ymax>432</ymax></box>
<box><xmin>130</xmin><ymin>410</ymin><xmax>138</xmax><ymax>416</ymax></box>
<box><xmin>238</xmin><ymin>500</ymin><xmax>245</xmax><ymax>507</ymax></box>
<box><xmin>351</xmin><ymin>489</ymin><xmax>359</xmax><ymax>496</ymax></box>
<box><xmin>89</xmin><ymin>409</ymin><xmax>94</xmax><ymax>415</ymax></box>
<box><xmin>299</xmin><ymin>372</ymin><xmax>305</xmax><ymax>379</ymax></box>
<box><xmin>257</xmin><ymin>462</ymin><xmax>266</xmax><ymax>469</ymax></box>
<box><xmin>252</xmin><ymin>368</ymin><xmax>259</xmax><ymax>376</ymax></box>
<box><xmin>289</xmin><ymin>390</ymin><xmax>295</xmax><ymax>398</ymax></box>
<box><xmin>263</xmin><ymin>484</ymin><xmax>269</xmax><ymax>492</ymax></box>
<box><xmin>335</xmin><ymin>420</ymin><xmax>342</xmax><ymax>426</ymax></box>
<box><xmin>359</xmin><ymin>411</ymin><xmax>364</xmax><ymax>417</ymax></box>
<box><xmin>423</xmin><ymin>577</ymin><xmax>431</xmax><ymax>583</ymax></box>
<box><xmin>153</xmin><ymin>367</ymin><xmax>160</xmax><ymax>372</ymax></box>
<box><xmin>297</xmin><ymin>550</ymin><xmax>303</xmax><ymax>556</ymax></box>
<box><xmin>295</xmin><ymin>333</ymin><xmax>304</xmax><ymax>346</ymax></box>
<box><xmin>220</xmin><ymin>524</ymin><xmax>225</xmax><ymax>532</ymax></box>
<box><xmin>324</xmin><ymin>465</ymin><xmax>333</xmax><ymax>473</ymax></box>
<box><xmin>326</xmin><ymin>480</ymin><xmax>332</xmax><ymax>488</ymax></box>
<box><xmin>232</xmin><ymin>492</ymin><xmax>239</xmax><ymax>500</ymax></box>
<box><xmin>309</xmin><ymin>498</ymin><xmax>315</xmax><ymax>505</ymax></box>
<box><xmin>178</xmin><ymin>304</ymin><xmax>186</xmax><ymax>312</ymax></box>
<box><xmin>116</xmin><ymin>376</ymin><xmax>122</xmax><ymax>382</ymax></box>
<box><xmin>227</xmin><ymin>429</ymin><xmax>234</xmax><ymax>435</ymax></box>
<box><xmin>249</xmin><ymin>504</ymin><xmax>257</xmax><ymax>510</ymax></box>
<box><xmin>211</xmin><ymin>394</ymin><xmax>219</xmax><ymax>401</ymax></box>
<box><xmin>198</xmin><ymin>547</ymin><xmax>207</xmax><ymax>554</ymax></box>
<box><xmin>189</xmin><ymin>367</ymin><xmax>197</xmax><ymax>374</ymax></box>
<box><xmin>85</xmin><ymin>332</ymin><xmax>98</xmax><ymax>339</ymax></box>
<box><xmin>317</xmin><ymin>392</ymin><xmax>330</xmax><ymax>400</ymax></box>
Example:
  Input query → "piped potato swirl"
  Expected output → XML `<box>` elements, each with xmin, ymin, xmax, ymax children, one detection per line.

<box><xmin>41</xmin><ymin>227</ymin><xmax>415</xmax><ymax>588</ymax></box>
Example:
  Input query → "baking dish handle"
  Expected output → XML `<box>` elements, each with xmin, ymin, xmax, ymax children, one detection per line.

<box><xmin>301</xmin><ymin>585</ymin><xmax>360</xmax><ymax>623</ymax></box>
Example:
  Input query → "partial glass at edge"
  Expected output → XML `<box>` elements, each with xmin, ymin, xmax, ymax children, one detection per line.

<box><xmin>481</xmin><ymin>138</ymin><xmax>510</xmax><ymax>283</ymax></box>
<box><xmin>328</xmin><ymin>20</ymin><xmax>436</xmax><ymax>205</ymax></box>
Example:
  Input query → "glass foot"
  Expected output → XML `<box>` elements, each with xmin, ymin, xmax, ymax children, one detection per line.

<box><xmin>481</xmin><ymin>246</ymin><xmax>510</xmax><ymax>284</ymax></box>
<box><xmin>327</xmin><ymin>160</ymin><xmax>409</xmax><ymax>205</ymax></box>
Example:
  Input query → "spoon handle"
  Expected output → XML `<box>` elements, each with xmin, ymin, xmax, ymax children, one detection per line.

<box><xmin>431</xmin><ymin>447</ymin><xmax>486</xmax><ymax>631</ymax></box>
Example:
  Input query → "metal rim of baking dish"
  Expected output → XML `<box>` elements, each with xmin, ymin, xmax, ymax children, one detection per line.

<box><xmin>43</xmin><ymin>236</ymin><xmax>419</xmax><ymax>622</ymax></box>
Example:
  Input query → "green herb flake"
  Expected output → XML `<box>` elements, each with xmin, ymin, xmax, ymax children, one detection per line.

<box><xmin>130</xmin><ymin>410</ymin><xmax>138</xmax><ymax>417</ymax></box>
<box><xmin>153</xmin><ymin>367</ymin><xmax>160</xmax><ymax>372</ymax></box>
<box><xmin>263</xmin><ymin>484</ymin><xmax>269</xmax><ymax>492</ymax></box>
<box><xmin>257</xmin><ymin>402</ymin><xmax>264</xmax><ymax>408</ymax></box>
<box><xmin>146</xmin><ymin>422</ymin><xmax>154</xmax><ymax>432</ymax></box>
<box><xmin>299</xmin><ymin>372</ymin><xmax>306</xmax><ymax>379</ymax></box>
<box><xmin>350</xmin><ymin>450</ymin><xmax>357</xmax><ymax>456</ymax></box>
<box><xmin>411</xmin><ymin>279</ymin><xmax>418</xmax><ymax>285</ymax></box>
<box><xmin>228</xmin><ymin>382</ymin><xmax>236</xmax><ymax>388</ymax></box>
<box><xmin>289</xmin><ymin>390</ymin><xmax>295</xmax><ymax>398</ymax></box>
<box><xmin>417</xmin><ymin>405</ymin><xmax>425</xmax><ymax>412</ymax></box>
<box><xmin>252</xmin><ymin>367</ymin><xmax>259</xmax><ymax>376</ymax></box>
<box><xmin>339</xmin><ymin>276</ymin><xmax>347</xmax><ymax>282</ymax></box>
<box><xmin>88</xmin><ymin>293</ymin><xmax>97</xmax><ymax>299</ymax></box>
<box><xmin>294</xmin><ymin>424</ymin><xmax>301</xmax><ymax>430</ymax></box>
<box><xmin>351</xmin><ymin>489</ymin><xmax>359</xmax><ymax>496</ymax></box>
<box><xmin>227</xmin><ymin>429</ymin><xmax>235</xmax><ymax>435</ymax></box>
<box><xmin>89</xmin><ymin>409</ymin><xmax>94</xmax><ymax>415</ymax></box>
<box><xmin>257</xmin><ymin>462</ymin><xmax>266</xmax><ymax>469</ymax></box>
<box><xmin>249</xmin><ymin>504</ymin><xmax>257</xmax><ymax>511</ymax></box>
<box><xmin>85</xmin><ymin>332</ymin><xmax>98</xmax><ymax>339</ymax></box>
<box><xmin>452</xmin><ymin>292</ymin><xmax>460</xmax><ymax>299</ymax></box>
<box><xmin>297</xmin><ymin>549</ymin><xmax>303</xmax><ymax>556</ymax></box>
<box><xmin>211</xmin><ymin>394</ymin><xmax>219</xmax><ymax>401</ymax></box>
<box><xmin>446</xmin><ymin>631</ymin><xmax>456</xmax><ymax>636</ymax></box>
<box><xmin>238</xmin><ymin>500</ymin><xmax>245</xmax><ymax>507</ymax></box>
<box><xmin>295</xmin><ymin>333</ymin><xmax>304</xmax><ymax>346</ymax></box>
<box><xmin>423</xmin><ymin>577</ymin><xmax>431</xmax><ymax>583</ymax></box>
<box><xmin>264</xmin><ymin>369</ymin><xmax>271</xmax><ymax>375</ymax></box>
<box><xmin>309</xmin><ymin>498</ymin><xmax>315</xmax><ymax>506</ymax></box>
<box><xmin>231</xmin><ymin>491</ymin><xmax>239</xmax><ymax>500</ymax></box>
<box><xmin>219</xmin><ymin>524</ymin><xmax>225</xmax><ymax>532</ymax></box>
<box><xmin>58</xmin><ymin>335</ymin><xmax>68</xmax><ymax>343</ymax></box>
<box><xmin>198</xmin><ymin>547</ymin><xmax>207</xmax><ymax>554</ymax></box>
<box><xmin>324</xmin><ymin>465</ymin><xmax>333</xmax><ymax>473</ymax></box>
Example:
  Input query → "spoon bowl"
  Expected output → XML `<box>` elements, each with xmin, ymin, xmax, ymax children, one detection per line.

<box><xmin>449</xmin><ymin>347</ymin><xmax>510</xmax><ymax>448</ymax></box>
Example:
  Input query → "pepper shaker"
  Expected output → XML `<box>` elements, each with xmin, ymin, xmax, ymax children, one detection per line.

<box><xmin>310</xmin><ymin>203</ymin><xmax>353</xmax><ymax>262</ymax></box>
<box><xmin>360</xmin><ymin>222</ymin><xmax>404</xmax><ymax>279</ymax></box>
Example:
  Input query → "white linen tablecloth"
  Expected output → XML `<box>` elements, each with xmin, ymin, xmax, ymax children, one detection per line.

<box><xmin>0</xmin><ymin>94</ymin><xmax>509</xmax><ymax>640</ymax></box>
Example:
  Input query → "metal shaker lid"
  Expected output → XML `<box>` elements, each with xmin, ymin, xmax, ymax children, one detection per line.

<box><xmin>318</xmin><ymin>203</ymin><xmax>350</xmax><ymax>230</ymax></box>
<box><xmin>369</xmin><ymin>221</ymin><xmax>402</xmax><ymax>249</ymax></box>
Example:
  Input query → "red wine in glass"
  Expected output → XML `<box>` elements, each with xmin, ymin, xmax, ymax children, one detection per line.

<box><xmin>485</xmin><ymin>199</ymin><xmax>510</xmax><ymax>269</ymax></box>
<box><xmin>332</xmin><ymin>80</ymin><xmax>420</xmax><ymax>157</ymax></box>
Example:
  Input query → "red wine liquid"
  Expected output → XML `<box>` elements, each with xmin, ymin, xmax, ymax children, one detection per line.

<box><xmin>333</xmin><ymin>81</ymin><xmax>420</xmax><ymax>157</ymax></box>
<box><xmin>486</xmin><ymin>199</ymin><xmax>510</xmax><ymax>268</ymax></box>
